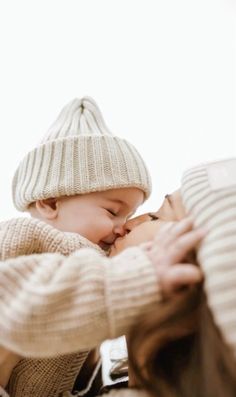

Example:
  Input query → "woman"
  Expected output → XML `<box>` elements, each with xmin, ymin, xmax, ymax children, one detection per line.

<box><xmin>2</xmin><ymin>158</ymin><xmax>235</xmax><ymax>397</ymax></box>
<box><xmin>109</xmin><ymin>158</ymin><xmax>236</xmax><ymax>397</ymax></box>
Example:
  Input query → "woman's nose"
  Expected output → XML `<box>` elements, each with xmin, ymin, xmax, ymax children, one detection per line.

<box><xmin>124</xmin><ymin>218</ymin><xmax>138</xmax><ymax>234</ymax></box>
<box><xmin>125</xmin><ymin>214</ymin><xmax>150</xmax><ymax>232</ymax></box>
<box><xmin>113</xmin><ymin>224</ymin><xmax>126</xmax><ymax>237</ymax></box>
<box><xmin>124</xmin><ymin>223</ymin><xmax>132</xmax><ymax>234</ymax></box>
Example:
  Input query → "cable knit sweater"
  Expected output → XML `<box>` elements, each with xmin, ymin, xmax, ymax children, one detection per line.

<box><xmin>0</xmin><ymin>217</ymin><xmax>160</xmax><ymax>397</ymax></box>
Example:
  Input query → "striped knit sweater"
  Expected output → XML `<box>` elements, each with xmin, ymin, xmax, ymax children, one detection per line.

<box><xmin>0</xmin><ymin>217</ymin><xmax>160</xmax><ymax>397</ymax></box>
<box><xmin>181</xmin><ymin>158</ymin><xmax>236</xmax><ymax>358</ymax></box>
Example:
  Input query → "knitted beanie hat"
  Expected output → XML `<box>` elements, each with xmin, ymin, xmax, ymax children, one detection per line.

<box><xmin>12</xmin><ymin>97</ymin><xmax>152</xmax><ymax>211</ymax></box>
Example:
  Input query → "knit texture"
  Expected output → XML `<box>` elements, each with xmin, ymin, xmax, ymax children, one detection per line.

<box><xmin>0</xmin><ymin>217</ymin><xmax>102</xmax><ymax>260</ymax></box>
<box><xmin>95</xmin><ymin>158</ymin><xmax>236</xmax><ymax>397</ymax></box>
<box><xmin>0</xmin><ymin>218</ymin><xmax>160</xmax><ymax>397</ymax></box>
<box><xmin>0</xmin><ymin>218</ymin><xmax>102</xmax><ymax>397</ymax></box>
<box><xmin>181</xmin><ymin>158</ymin><xmax>236</xmax><ymax>359</ymax></box>
<box><xmin>12</xmin><ymin>97</ymin><xmax>151</xmax><ymax>211</ymax></box>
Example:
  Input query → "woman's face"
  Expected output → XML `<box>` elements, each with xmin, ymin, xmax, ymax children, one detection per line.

<box><xmin>109</xmin><ymin>190</ymin><xmax>186</xmax><ymax>256</ymax></box>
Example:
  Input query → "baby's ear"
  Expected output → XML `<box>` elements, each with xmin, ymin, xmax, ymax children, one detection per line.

<box><xmin>35</xmin><ymin>198</ymin><xmax>59</xmax><ymax>220</ymax></box>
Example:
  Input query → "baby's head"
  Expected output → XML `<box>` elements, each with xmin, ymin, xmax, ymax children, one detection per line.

<box><xmin>12</xmin><ymin>97</ymin><xmax>151</xmax><ymax>250</ymax></box>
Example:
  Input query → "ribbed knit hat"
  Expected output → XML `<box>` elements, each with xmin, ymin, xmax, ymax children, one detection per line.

<box><xmin>12</xmin><ymin>97</ymin><xmax>152</xmax><ymax>211</ymax></box>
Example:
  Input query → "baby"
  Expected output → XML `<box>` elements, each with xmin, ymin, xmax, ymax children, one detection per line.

<box><xmin>0</xmin><ymin>97</ymin><xmax>202</xmax><ymax>397</ymax></box>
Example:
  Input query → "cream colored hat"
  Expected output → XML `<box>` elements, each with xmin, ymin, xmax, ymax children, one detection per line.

<box><xmin>12</xmin><ymin>97</ymin><xmax>152</xmax><ymax>211</ymax></box>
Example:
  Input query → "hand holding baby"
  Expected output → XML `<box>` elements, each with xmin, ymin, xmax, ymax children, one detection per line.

<box><xmin>143</xmin><ymin>217</ymin><xmax>205</xmax><ymax>296</ymax></box>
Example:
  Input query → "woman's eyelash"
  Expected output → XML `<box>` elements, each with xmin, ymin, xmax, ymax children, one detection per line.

<box><xmin>149</xmin><ymin>213</ymin><xmax>159</xmax><ymax>221</ymax></box>
<box><xmin>106</xmin><ymin>209</ymin><xmax>117</xmax><ymax>216</ymax></box>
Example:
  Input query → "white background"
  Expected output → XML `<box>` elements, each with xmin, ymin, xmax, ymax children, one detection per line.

<box><xmin>0</xmin><ymin>0</ymin><xmax>235</xmax><ymax>220</ymax></box>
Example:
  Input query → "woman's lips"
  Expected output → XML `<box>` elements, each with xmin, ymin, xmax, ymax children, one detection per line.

<box><xmin>112</xmin><ymin>236</ymin><xmax>125</xmax><ymax>248</ymax></box>
<box><xmin>109</xmin><ymin>237</ymin><xmax>125</xmax><ymax>257</ymax></box>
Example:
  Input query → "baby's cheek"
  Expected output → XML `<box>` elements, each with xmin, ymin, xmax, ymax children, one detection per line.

<box><xmin>101</xmin><ymin>218</ymin><xmax>115</xmax><ymax>233</ymax></box>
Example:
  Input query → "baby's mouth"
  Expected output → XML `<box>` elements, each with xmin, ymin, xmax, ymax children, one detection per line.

<box><xmin>100</xmin><ymin>236</ymin><xmax>125</xmax><ymax>253</ymax></box>
<box><xmin>99</xmin><ymin>241</ymin><xmax>113</xmax><ymax>252</ymax></box>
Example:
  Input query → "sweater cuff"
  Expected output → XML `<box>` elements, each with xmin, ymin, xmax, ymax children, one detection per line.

<box><xmin>105</xmin><ymin>247</ymin><xmax>161</xmax><ymax>338</ymax></box>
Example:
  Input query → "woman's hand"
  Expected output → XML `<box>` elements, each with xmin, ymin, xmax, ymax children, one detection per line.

<box><xmin>143</xmin><ymin>217</ymin><xmax>206</xmax><ymax>296</ymax></box>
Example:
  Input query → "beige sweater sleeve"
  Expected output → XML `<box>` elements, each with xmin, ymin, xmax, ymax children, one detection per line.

<box><xmin>0</xmin><ymin>217</ymin><xmax>101</xmax><ymax>259</ymax></box>
<box><xmin>181</xmin><ymin>158</ymin><xmax>236</xmax><ymax>358</ymax></box>
<box><xmin>0</xmin><ymin>246</ymin><xmax>160</xmax><ymax>358</ymax></box>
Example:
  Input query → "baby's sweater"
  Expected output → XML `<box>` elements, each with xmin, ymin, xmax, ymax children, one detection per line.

<box><xmin>0</xmin><ymin>218</ymin><xmax>160</xmax><ymax>397</ymax></box>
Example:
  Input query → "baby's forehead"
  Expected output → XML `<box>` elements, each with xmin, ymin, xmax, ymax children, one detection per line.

<box><xmin>99</xmin><ymin>187</ymin><xmax>145</xmax><ymax>211</ymax></box>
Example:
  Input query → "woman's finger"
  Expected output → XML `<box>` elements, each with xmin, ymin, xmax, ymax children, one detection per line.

<box><xmin>154</xmin><ymin>217</ymin><xmax>194</xmax><ymax>247</ymax></box>
<box><xmin>167</xmin><ymin>227</ymin><xmax>207</xmax><ymax>264</ymax></box>
<box><xmin>152</xmin><ymin>221</ymin><xmax>176</xmax><ymax>245</ymax></box>
<box><xmin>160</xmin><ymin>263</ymin><xmax>203</xmax><ymax>294</ymax></box>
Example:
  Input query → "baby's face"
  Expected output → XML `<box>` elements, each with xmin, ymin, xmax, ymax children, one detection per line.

<box><xmin>109</xmin><ymin>190</ymin><xmax>185</xmax><ymax>256</ymax></box>
<box><xmin>47</xmin><ymin>187</ymin><xmax>144</xmax><ymax>251</ymax></box>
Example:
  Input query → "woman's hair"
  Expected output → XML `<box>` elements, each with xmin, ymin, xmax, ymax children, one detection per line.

<box><xmin>128</xmin><ymin>287</ymin><xmax>236</xmax><ymax>397</ymax></box>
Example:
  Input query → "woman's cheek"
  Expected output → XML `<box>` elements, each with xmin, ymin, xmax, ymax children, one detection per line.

<box><xmin>125</xmin><ymin>230</ymin><xmax>149</xmax><ymax>246</ymax></box>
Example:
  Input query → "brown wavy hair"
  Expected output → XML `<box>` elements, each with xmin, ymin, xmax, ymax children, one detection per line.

<box><xmin>128</xmin><ymin>287</ymin><xmax>236</xmax><ymax>397</ymax></box>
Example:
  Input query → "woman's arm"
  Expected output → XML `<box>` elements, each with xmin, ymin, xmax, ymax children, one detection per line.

<box><xmin>181</xmin><ymin>158</ymin><xmax>236</xmax><ymax>357</ymax></box>
<box><xmin>0</xmin><ymin>246</ymin><xmax>160</xmax><ymax>358</ymax></box>
<box><xmin>0</xmin><ymin>218</ymin><xmax>203</xmax><ymax>359</ymax></box>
